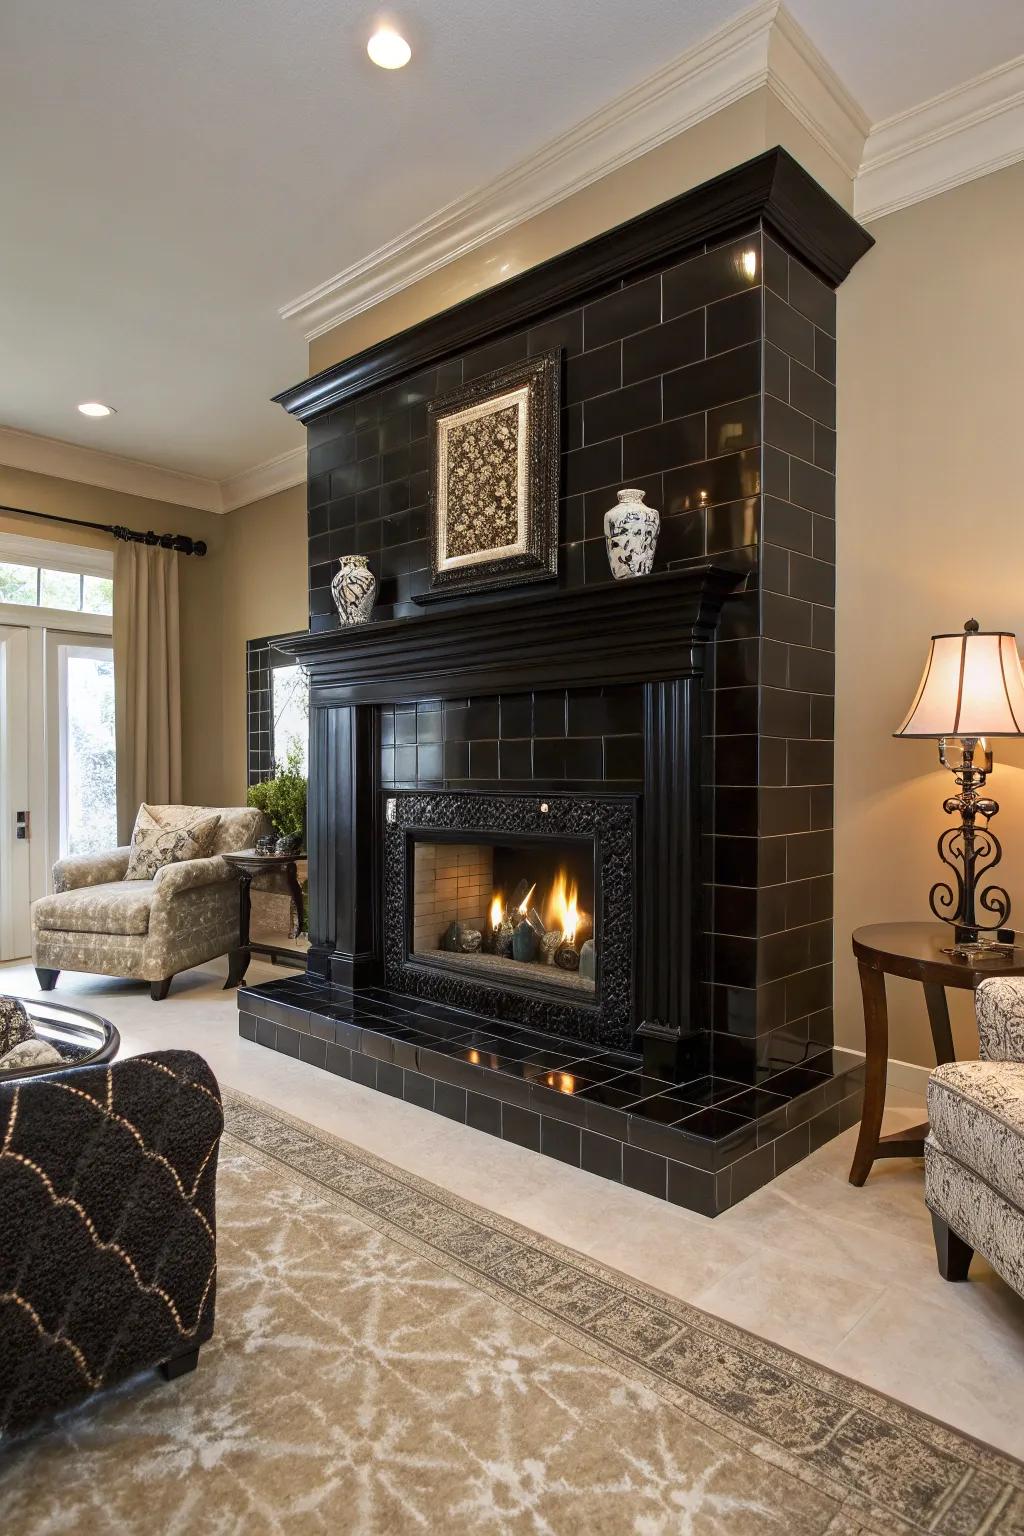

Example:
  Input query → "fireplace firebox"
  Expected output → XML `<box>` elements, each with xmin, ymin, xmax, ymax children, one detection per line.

<box><xmin>410</xmin><ymin>837</ymin><xmax>597</xmax><ymax>993</ymax></box>
<box><xmin>384</xmin><ymin>790</ymin><xmax>636</xmax><ymax>1045</ymax></box>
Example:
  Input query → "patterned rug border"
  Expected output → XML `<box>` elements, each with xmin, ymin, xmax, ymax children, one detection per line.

<box><xmin>221</xmin><ymin>1087</ymin><xmax>1024</xmax><ymax>1536</ymax></box>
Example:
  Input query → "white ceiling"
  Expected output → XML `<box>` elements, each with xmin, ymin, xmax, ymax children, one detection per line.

<box><xmin>1</xmin><ymin>0</ymin><xmax>1022</xmax><ymax>493</ymax></box>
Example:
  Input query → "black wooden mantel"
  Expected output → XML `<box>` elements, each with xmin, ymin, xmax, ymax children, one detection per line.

<box><xmin>274</xmin><ymin>148</ymin><xmax>872</xmax><ymax>424</ymax></box>
<box><xmin>276</xmin><ymin>564</ymin><xmax>738</xmax><ymax>1043</ymax></box>
<box><xmin>279</xmin><ymin>564</ymin><xmax>739</xmax><ymax>706</ymax></box>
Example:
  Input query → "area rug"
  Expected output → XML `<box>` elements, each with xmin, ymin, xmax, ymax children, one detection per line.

<box><xmin>0</xmin><ymin>1091</ymin><xmax>1021</xmax><ymax>1535</ymax></box>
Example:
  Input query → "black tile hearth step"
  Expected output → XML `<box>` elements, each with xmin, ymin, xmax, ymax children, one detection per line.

<box><xmin>238</xmin><ymin>979</ymin><xmax>864</xmax><ymax>1217</ymax></box>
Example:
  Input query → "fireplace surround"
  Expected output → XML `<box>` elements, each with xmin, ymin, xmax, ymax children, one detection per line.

<box><xmin>386</xmin><ymin>790</ymin><xmax>634</xmax><ymax>1043</ymax></box>
<box><xmin>240</xmin><ymin>148</ymin><xmax>873</xmax><ymax>1214</ymax></box>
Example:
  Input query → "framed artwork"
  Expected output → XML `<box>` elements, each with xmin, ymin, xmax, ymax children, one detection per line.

<box><xmin>424</xmin><ymin>350</ymin><xmax>560</xmax><ymax>600</ymax></box>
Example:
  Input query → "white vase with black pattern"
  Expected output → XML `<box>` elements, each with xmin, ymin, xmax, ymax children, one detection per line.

<box><xmin>603</xmin><ymin>488</ymin><xmax>660</xmax><ymax>580</ymax></box>
<box><xmin>331</xmin><ymin>555</ymin><xmax>378</xmax><ymax>626</ymax></box>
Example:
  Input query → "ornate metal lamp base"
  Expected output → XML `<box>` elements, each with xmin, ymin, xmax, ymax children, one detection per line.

<box><xmin>931</xmin><ymin>736</ymin><xmax>1012</xmax><ymax>946</ymax></box>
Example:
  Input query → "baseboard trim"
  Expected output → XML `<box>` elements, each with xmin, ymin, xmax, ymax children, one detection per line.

<box><xmin>834</xmin><ymin>1046</ymin><xmax>930</xmax><ymax>1097</ymax></box>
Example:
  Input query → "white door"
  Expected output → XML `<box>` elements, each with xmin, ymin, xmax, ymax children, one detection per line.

<box><xmin>0</xmin><ymin>535</ymin><xmax>116</xmax><ymax>955</ymax></box>
<box><xmin>0</xmin><ymin>626</ymin><xmax>32</xmax><ymax>960</ymax></box>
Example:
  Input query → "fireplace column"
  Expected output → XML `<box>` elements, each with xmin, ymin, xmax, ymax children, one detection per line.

<box><xmin>638</xmin><ymin>677</ymin><xmax>703</xmax><ymax>1077</ymax></box>
<box><xmin>306</xmin><ymin>702</ymin><xmax>380</xmax><ymax>987</ymax></box>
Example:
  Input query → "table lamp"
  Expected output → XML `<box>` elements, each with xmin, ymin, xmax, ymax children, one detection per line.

<box><xmin>895</xmin><ymin>619</ymin><xmax>1024</xmax><ymax>950</ymax></box>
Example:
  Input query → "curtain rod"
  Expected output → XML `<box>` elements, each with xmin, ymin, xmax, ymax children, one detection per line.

<box><xmin>0</xmin><ymin>502</ymin><xmax>207</xmax><ymax>557</ymax></box>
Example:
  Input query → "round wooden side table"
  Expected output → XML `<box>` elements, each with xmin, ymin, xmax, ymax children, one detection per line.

<box><xmin>850</xmin><ymin>921</ymin><xmax>1024</xmax><ymax>1186</ymax></box>
<box><xmin>222</xmin><ymin>849</ymin><xmax>306</xmax><ymax>989</ymax></box>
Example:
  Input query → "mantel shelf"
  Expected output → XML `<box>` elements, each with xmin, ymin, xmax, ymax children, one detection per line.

<box><xmin>277</xmin><ymin>563</ymin><xmax>741</xmax><ymax>706</ymax></box>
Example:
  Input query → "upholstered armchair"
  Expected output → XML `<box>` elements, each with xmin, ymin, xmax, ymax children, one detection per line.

<box><xmin>0</xmin><ymin>1050</ymin><xmax>222</xmax><ymax>1439</ymax></box>
<box><xmin>925</xmin><ymin>976</ymin><xmax>1024</xmax><ymax>1298</ymax></box>
<box><xmin>31</xmin><ymin>805</ymin><xmax>270</xmax><ymax>1000</ymax></box>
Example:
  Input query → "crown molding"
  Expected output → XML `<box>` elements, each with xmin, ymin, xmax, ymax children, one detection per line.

<box><xmin>279</xmin><ymin>0</ymin><xmax>1024</xmax><ymax>333</ymax></box>
<box><xmin>276</xmin><ymin>149</ymin><xmax>872</xmax><ymax>424</ymax></box>
<box><xmin>0</xmin><ymin>425</ymin><xmax>223</xmax><ymax>512</ymax></box>
<box><xmin>280</xmin><ymin>1</ymin><xmax>783</xmax><ymax>342</ymax></box>
<box><xmin>280</xmin><ymin>3</ymin><xmax>869</xmax><ymax>345</ymax></box>
<box><xmin>0</xmin><ymin>426</ymin><xmax>305</xmax><ymax>515</ymax></box>
<box><xmin>219</xmin><ymin>446</ymin><xmax>306</xmax><ymax>511</ymax></box>
<box><xmin>856</xmin><ymin>52</ymin><xmax>1024</xmax><ymax>220</ymax></box>
<box><xmin>767</xmin><ymin>6</ymin><xmax>869</xmax><ymax>179</ymax></box>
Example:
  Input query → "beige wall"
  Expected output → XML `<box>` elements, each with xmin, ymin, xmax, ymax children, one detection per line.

<box><xmin>835</xmin><ymin>159</ymin><xmax>1024</xmax><ymax>1066</ymax></box>
<box><xmin>309</xmin><ymin>90</ymin><xmax>851</xmax><ymax>375</ymax></box>
<box><xmin>0</xmin><ymin>465</ymin><xmax>226</xmax><ymax>805</ymax></box>
<box><xmin>219</xmin><ymin>483</ymin><xmax>308</xmax><ymax>799</ymax></box>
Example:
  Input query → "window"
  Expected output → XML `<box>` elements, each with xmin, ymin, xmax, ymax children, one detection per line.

<box><xmin>0</xmin><ymin>534</ymin><xmax>114</xmax><ymax>620</ymax></box>
<box><xmin>60</xmin><ymin>645</ymin><xmax>117</xmax><ymax>855</ymax></box>
<box><xmin>272</xmin><ymin>663</ymin><xmax>309</xmax><ymax>775</ymax></box>
<box><xmin>0</xmin><ymin>562</ymin><xmax>38</xmax><ymax>605</ymax></box>
<box><xmin>0</xmin><ymin>560</ymin><xmax>113</xmax><ymax>616</ymax></box>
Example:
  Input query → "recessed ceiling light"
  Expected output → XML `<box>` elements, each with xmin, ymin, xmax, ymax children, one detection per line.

<box><xmin>367</xmin><ymin>26</ymin><xmax>411</xmax><ymax>69</ymax></box>
<box><xmin>78</xmin><ymin>402</ymin><xmax>116</xmax><ymax>417</ymax></box>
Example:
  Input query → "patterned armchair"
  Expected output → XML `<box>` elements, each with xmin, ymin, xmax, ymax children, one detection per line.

<box><xmin>0</xmin><ymin>1050</ymin><xmax>222</xmax><ymax>1440</ymax></box>
<box><xmin>31</xmin><ymin>805</ymin><xmax>270</xmax><ymax>1000</ymax></box>
<box><xmin>925</xmin><ymin>976</ymin><xmax>1024</xmax><ymax>1297</ymax></box>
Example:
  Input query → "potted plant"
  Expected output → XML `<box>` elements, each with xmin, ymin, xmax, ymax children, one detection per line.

<box><xmin>246</xmin><ymin>746</ymin><xmax>308</xmax><ymax>937</ymax></box>
<box><xmin>246</xmin><ymin>743</ymin><xmax>307</xmax><ymax>848</ymax></box>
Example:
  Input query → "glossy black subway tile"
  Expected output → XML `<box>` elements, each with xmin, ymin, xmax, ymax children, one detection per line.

<box><xmin>663</xmin><ymin>344</ymin><xmax>760</xmax><ymax>418</ymax></box>
<box><xmin>583</xmin><ymin>275</ymin><xmax>661</xmax><ymax>349</ymax></box>
<box><xmin>622</xmin><ymin>308</ymin><xmax>705</xmax><ymax>384</ymax></box>
<box><xmin>662</xmin><ymin>235</ymin><xmax>761</xmax><ymax>318</ymax></box>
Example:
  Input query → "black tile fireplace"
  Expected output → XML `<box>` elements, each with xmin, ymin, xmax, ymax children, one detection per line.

<box><xmin>240</xmin><ymin>148</ymin><xmax>873</xmax><ymax>1214</ymax></box>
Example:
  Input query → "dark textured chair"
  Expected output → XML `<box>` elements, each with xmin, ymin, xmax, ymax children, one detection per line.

<box><xmin>0</xmin><ymin>1050</ymin><xmax>222</xmax><ymax>1440</ymax></box>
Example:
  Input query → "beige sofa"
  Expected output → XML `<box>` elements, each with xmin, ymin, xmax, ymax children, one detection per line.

<box><xmin>31</xmin><ymin>806</ymin><xmax>270</xmax><ymax>1000</ymax></box>
<box><xmin>925</xmin><ymin>975</ymin><xmax>1024</xmax><ymax>1298</ymax></box>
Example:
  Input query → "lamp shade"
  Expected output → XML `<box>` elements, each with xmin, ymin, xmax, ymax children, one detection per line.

<box><xmin>895</xmin><ymin>621</ymin><xmax>1024</xmax><ymax>738</ymax></box>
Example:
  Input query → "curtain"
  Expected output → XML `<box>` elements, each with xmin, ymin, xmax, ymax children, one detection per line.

<box><xmin>113</xmin><ymin>542</ymin><xmax>182</xmax><ymax>842</ymax></box>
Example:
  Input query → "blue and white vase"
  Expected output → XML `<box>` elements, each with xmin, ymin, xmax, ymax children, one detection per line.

<box><xmin>603</xmin><ymin>488</ymin><xmax>660</xmax><ymax>579</ymax></box>
<box><xmin>331</xmin><ymin>554</ymin><xmax>378</xmax><ymax>625</ymax></box>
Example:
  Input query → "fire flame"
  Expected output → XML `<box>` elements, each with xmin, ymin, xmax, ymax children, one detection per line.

<box><xmin>547</xmin><ymin>869</ymin><xmax>580</xmax><ymax>945</ymax></box>
<box><xmin>489</xmin><ymin>894</ymin><xmax>504</xmax><ymax>929</ymax></box>
<box><xmin>517</xmin><ymin>882</ymin><xmax>536</xmax><ymax>915</ymax></box>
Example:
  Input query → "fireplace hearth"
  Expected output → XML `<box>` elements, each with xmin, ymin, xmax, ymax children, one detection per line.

<box><xmin>241</xmin><ymin>149</ymin><xmax>873</xmax><ymax>1214</ymax></box>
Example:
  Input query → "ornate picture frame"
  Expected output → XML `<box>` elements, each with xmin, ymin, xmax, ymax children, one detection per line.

<box><xmin>424</xmin><ymin>350</ymin><xmax>560</xmax><ymax>600</ymax></box>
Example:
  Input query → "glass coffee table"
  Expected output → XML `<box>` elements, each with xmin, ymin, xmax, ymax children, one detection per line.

<box><xmin>0</xmin><ymin>998</ymin><xmax>119</xmax><ymax>1080</ymax></box>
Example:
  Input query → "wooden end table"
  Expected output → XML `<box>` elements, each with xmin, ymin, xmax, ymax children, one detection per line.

<box><xmin>850</xmin><ymin>921</ymin><xmax>1024</xmax><ymax>1185</ymax></box>
<box><xmin>222</xmin><ymin>849</ymin><xmax>306</xmax><ymax>989</ymax></box>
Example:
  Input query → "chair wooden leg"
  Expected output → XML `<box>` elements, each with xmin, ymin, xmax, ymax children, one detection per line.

<box><xmin>35</xmin><ymin>968</ymin><xmax>59</xmax><ymax>991</ymax></box>
<box><xmin>159</xmin><ymin>1346</ymin><xmax>200</xmax><ymax>1381</ymax></box>
<box><xmin>150</xmin><ymin>977</ymin><xmax>173</xmax><ymax>1002</ymax></box>
<box><xmin>932</xmin><ymin>1212</ymin><xmax>973</xmax><ymax>1281</ymax></box>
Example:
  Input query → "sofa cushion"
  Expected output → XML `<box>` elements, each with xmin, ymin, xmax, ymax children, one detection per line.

<box><xmin>138</xmin><ymin>804</ymin><xmax>268</xmax><ymax>857</ymax></box>
<box><xmin>32</xmin><ymin>880</ymin><xmax>155</xmax><ymax>937</ymax></box>
<box><xmin>125</xmin><ymin>804</ymin><xmax>220</xmax><ymax>881</ymax></box>
<box><xmin>928</xmin><ymin>1059</ymin><xmax>1024</xmax><ymax>1210</ymax></box>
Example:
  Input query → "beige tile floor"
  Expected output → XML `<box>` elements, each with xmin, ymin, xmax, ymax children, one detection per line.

<box><xmin>4</xmin><ymin>955</ymin><xmax>1023</xmax><ymax>1459</ymax></box>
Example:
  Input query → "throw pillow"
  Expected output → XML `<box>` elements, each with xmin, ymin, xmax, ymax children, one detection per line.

<box><xmin>126</xmin><ymin>805</ymin><xmax>221</xmax><ymax>881</ymax></box>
